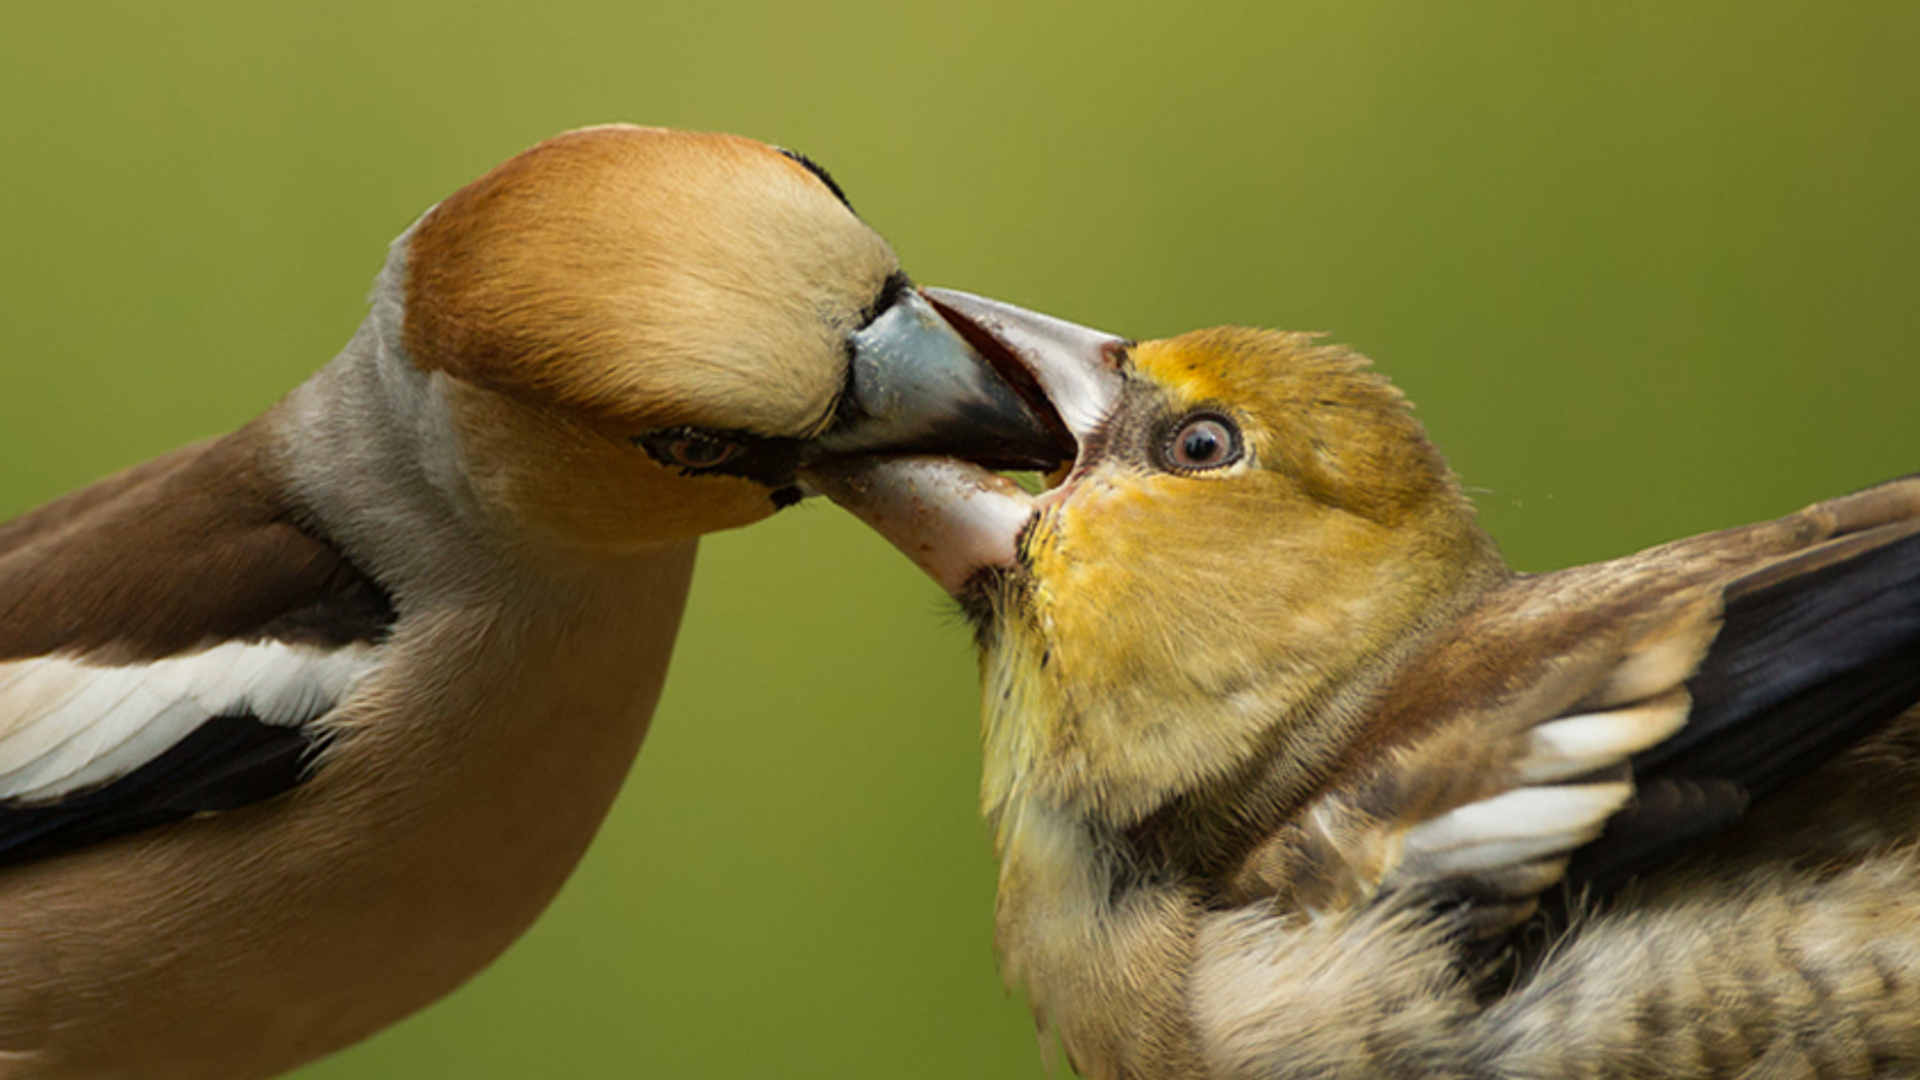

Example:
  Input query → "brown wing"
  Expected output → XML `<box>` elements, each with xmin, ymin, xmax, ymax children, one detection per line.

<box><xmin>0</xmin><ymin>420</ymin><xmax>393</xmax><ymax>664</ymax></box>
<box><xmin>0</xmin><ymin>419</ymin><xmax>395</xmax><ymax>866</ymax></box>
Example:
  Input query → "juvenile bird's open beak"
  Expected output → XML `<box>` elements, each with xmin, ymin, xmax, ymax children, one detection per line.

<box><xmin>805</xmin><ymin>288</ymin><xmax>1076</xmax><ymax>471</ymax></box>
<box><xmin>805</xmin><ymin>290</ymin><xmax>1127</xmax><ymax>594</ymax></box>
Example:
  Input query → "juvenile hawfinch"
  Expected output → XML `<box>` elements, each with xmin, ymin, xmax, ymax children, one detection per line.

<box><xmin>814</xmin><ymin>297</ymin><xmax>1920</xmax><ymax>1080</ymax></box>
<box><xmin>0</xmin><ymin>128</ymin><xmax>1063</xmax><ymax>1080</ymax></box>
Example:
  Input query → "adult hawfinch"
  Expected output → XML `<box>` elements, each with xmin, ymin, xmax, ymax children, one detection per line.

<box><xmin>0</xmin><ymin>128</ymin><xmax>1064</xmax><ymax>1080</ymax></box>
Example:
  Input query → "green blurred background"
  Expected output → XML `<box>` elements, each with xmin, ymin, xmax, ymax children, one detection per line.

<box><xmin>2</xmin><ymin>3</ymin><xmax>1917</xmax><ymax>1077</ymax></box>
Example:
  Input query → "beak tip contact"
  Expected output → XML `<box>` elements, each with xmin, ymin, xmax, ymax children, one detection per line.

<box><xmin>812</xmin><ymin>289</ymin><xmax>1131</xmax><ymax>595</ymax></box>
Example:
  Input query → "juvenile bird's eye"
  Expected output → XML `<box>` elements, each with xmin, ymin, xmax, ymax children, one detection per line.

<box><xmin>1160</xmin><ymin>414</ymin><xmax>1242</xmax><ymax>472</ymax></box>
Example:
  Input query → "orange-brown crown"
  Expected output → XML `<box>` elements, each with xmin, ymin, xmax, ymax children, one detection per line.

<box><xmin>403</xmin><ymin>125</ymin><xmax>898</xmax><ymax>438</ymax></box>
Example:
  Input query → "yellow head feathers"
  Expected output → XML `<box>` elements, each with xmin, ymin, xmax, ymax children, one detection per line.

<box><xmin>991</xmin><ymin>328</ymin><xmax>1504</xmax><ymax>821</ymax></box>
<box><xmin>1129</xmin><ymin>327</ymin><xmax>1461</xmax><ymax>528</ymax></box>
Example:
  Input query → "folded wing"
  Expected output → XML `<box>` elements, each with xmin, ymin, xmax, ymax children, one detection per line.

<box><xmin>0</xmin><ymin>425</ymin><xmax>394</xmax><ymax>867</ymax></box>
<box><xmin>1578</xmin><ymin>485</ymin><xmax>1920</xmax><ymax>888</ymax></box>
<box><xmin>1233</xmin><ymin>476</ymin><xmax>1920</xmax><ymax>937</ymax></box>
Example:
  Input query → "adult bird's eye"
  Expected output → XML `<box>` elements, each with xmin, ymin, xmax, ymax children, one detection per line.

<box><xmin>665</xmin><ymin>435</ymin><xmax>742</xmax><ymax>469</ymax></box>
<box><xmin>637</xmin><ymin>429</ymin><xmax>747</xmax><ymax>471</ymax></box>
<box><xmin>1161</xmin><ymin>414</ymin><xmax>1242</xmax><ymax>472</ymax></box>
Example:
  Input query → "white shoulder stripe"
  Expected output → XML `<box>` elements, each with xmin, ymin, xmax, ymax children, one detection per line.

<box><xmin>0</xmin><ymin>642</ymin><xmax>378</xmax><ymax>802</ymax></box>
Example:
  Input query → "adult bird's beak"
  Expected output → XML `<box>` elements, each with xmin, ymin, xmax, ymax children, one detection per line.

<box><xmin>804</xmin><ymin>288</ymin><xmax>1078</xmax><ymax>472</ymax></box>
<box><xmin>805</xmin><ymin>290</ymin><xmax>1128</xmax><ymax>594</ymax></box>
<box><xmin>919</xmin><ymin>288</ymin><xmax>1128</xmax><ymax>449</ymax></box>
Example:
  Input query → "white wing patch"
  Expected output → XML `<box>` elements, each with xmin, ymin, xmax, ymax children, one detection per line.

<box><xmin>0</xmin><ymin>642</ymin><xmax>377</xmax><ymax>802</ymax></box>
<box><xmin>1514</xmin><ymin>690</ymin><xmax>1691</xmax><ymax>785</ymax></box>
<box><xmin>1389</xmin><ymin>692</ymin><xmax>1697</xmax><ymax>886</ymax></box>
<box><xmin>1395</xmin><ymin>782</ymin><xmax>1633</xmax><ymax>880</ymax></box>
<box><xmin>1583</xmin><ymin>618</ymin><xmax>1717</xmax><ymax>709</ymax></box>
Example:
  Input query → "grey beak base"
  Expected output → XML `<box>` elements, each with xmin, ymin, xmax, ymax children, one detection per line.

<box><xmin>808</xmin><ymin>290</ymin><xmax>1070</xmax><ymax>470</ymax></box>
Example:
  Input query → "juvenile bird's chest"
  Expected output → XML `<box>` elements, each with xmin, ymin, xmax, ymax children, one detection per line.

<box><xmin>992</xmin><ymin>789</ymin><xmax>1210</xmax><ymax>1080</ymax></box>
<box><xmin>984</xmin><ymin>629</ymin><xmax>1209</xmax><ymax>1076</ymax></box>
<box><xmin>979</xmin><ymin>601</ymin><xmax>1258</xmax><ymax>1078</ymax></box>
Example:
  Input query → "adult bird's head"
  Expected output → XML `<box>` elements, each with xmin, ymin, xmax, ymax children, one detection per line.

<box><xmin>811</xmin><ymin>301</ymin><xmax>1505</xmax><ymax>825</ymax></box>
<box><xmin>391</xmin><ymin>126</ymin><xmax>1067</xmax><ymax>555</ymax></box>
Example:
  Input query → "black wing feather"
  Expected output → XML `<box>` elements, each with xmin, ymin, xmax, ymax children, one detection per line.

<box><xmin>1572</xmin><ymin>525</ymin><xmax>1920</xmax><ymax>888</ymax></box>
<box><xmin>1643</xmin><ymin>525</ymin><xmax>1920</xmax><ymax>792</ymax></box>
<box><xmin>0</xmin><ymin>715</ymin><xmax>330</xmax><ymax>869</ymax></box>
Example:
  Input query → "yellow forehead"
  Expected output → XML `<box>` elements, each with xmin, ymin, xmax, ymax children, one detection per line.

<box><xmin>403</xmin><ymin>125</ymin><xmax>898</xmax><ymax>436</ymax></box>
<box><xmin>1117</xmin><ymin>325</ymin><xmax>1464</xmax><ymax>529</ymax></box>
<box><xmin>1129</xmin><ymin>332</ymin><xmax>1254</xmax><ymax>409</ymax></box>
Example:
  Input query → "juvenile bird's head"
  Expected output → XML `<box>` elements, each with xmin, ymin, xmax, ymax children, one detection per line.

<box><xmin>380</xmin><ymin>126</ymin><xmax>1064</xmax><ymax>554</ymax></box>
<box><xmin>813</xmin><ymin>303</ymin><xmax>1505</xmax><ymax>825</ymax></box>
